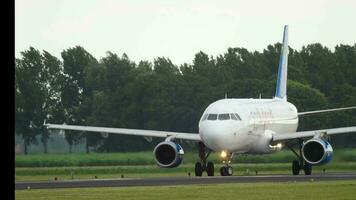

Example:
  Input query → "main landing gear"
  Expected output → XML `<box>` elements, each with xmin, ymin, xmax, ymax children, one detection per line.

<box><xmin>286</xmin><ymin>139</ymin><xmax>312</xmax><ymax>175</ymax></box>
<box><xmin>220</xmin><ymin>151</ymin><xmax>234</xmax><ymax>176</ymax></box>
<box><xmin>195</xmin><ymin>142</ymin><xmax>214</xmax><ymax>176</ymax></box>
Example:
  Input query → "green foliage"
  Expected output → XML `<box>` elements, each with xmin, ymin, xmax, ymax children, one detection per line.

<box><xmin>15</xmin><ymin>48</ymin><xmax>63</xmax><ymax>154</ymax></box>
<box><xmin>15</xmin><ymin>43</ymin><xmax>356</xmax><ymax>153</ymax></box>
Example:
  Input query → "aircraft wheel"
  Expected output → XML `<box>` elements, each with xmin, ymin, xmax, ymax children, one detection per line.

<box><xmin>220</xmin><ymin>167</ymin><xmax>227</xmax><ymax>176</ymax></box>
<box><xmin>304</xmin><ymin>163</ymin><xmax>312</xmax><ymax>175</ymax></box>
<box><xmin>227</xmin><ymin>166</ymin><xmax>233</xmax><ymax>176</ymax></box>
<box><xmin>206</xmin><ymin>162</ymin><xmax>214</xmax><ymax>176</ymax></box>
<box><xmin>195</xmin><ymin>162</ymin><xmax>203</xmax><ymax>176</ymax></box>
<box><xmin>292</xmin><ymin>160</ymin><xmax>300</xmax><ymax>175</ymax></box>
<box><xmin>220</xmin><ymin>166</ymin><xmax>233</xmax><ymax>176</ymax></box>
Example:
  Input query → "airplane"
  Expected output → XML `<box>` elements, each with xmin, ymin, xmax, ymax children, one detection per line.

<box><xmin>45</xmin><ymin>25</ymin><xmax>356</xmax><ymax>176</ymax></box>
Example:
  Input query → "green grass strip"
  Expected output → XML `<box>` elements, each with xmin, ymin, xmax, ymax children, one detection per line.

<box><xmin>15</xmin><ymin>180</ymin><xmax>356</xmax><ymax>200</ymax></box>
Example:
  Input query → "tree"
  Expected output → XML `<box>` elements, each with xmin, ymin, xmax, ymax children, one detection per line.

<box><xmin>300</xmin><ymin>43</ymin><xmax>337</xmax><ymax>95</ymax></box>
<box><xmin>40</xmin><ymin>51</ymin><xmax>64</xmax><ymax>153</ymax></box>
<box><xmin>15</xmin><ymin>48</ymin><xmax>65</xmax><ymax>154</ymax></box>
<box><xmin>61</xmin><ymin>46</ymin><xmax>98</xmax><ymax>153</ymax></box>
<box><xmin>15</xmin><ymin>42</ymin><xmax>356</xmax><ymax>152</ymax></box>
<box><xmin>328</xmin><ymin>84</ymin><xmax>356</xmax><ymax>147</ymax></box>
<box><xmin>334</xmin><ymin>44</ymin><xmax>356</xmax><ymax>87</ymax></box>
<box><xmin>15</xmin><ymin>48</ymin><xmax>46</xmax><ymax>154</ymax></box>
<box><xmin>287</xmin><ymin>80</ymin><xmax>329</xmax><ymax>131</ymax></box>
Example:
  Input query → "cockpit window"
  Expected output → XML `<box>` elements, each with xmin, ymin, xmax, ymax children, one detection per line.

<box><xmin>234</xmin><ymin>113</ymin><xmax>242</xmax><ymax>120</ymax></box>
<box><xmin>205</xmin><ymin>113</ymin><xmax>241</xmax><ymax>121</ymax></box>
<box><xmin>202</xmin><ymin>113</ymin><xmax>208</xmax><ymax>121</ymax></box>
<box><xmin>218</xmin><ymin>113</ymin><xmax>230</xmax><ymax>120</ymax></box>
<box><xmin>207</xmin><ymin>114</ymin><xmax>218</xmax><ymax>120</ymax></box>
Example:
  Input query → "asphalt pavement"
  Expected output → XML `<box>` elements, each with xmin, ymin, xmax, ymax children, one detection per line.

<box><xmin>15</xmin><ymin>173</ymin><xmax>356</xmax><ymax>190</ymax></box>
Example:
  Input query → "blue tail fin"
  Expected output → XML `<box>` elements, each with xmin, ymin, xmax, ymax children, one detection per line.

<box><xmin>275</xmin><ymin>25</ymin><xmax>289</xmax><ymax>101</ymax></box>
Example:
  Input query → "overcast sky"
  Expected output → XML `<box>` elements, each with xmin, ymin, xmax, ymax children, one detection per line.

<box><xmin>15</xmin><ymin>0</ymin><xmax>356</xmax><ymax>65</ymax></box>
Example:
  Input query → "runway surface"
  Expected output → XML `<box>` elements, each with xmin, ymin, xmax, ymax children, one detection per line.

<box><xmin>15</xmin><ymin>173</ymin><xmax>356</xmax><ymax>190</ymax></box>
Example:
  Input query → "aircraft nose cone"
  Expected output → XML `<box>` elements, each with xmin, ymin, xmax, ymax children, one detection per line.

<box><xmin>200</xmin><ymin>122</ymin><xmax>237</xmax><ymax>151</ymax></box>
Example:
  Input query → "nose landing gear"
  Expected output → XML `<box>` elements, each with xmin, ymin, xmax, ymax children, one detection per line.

<box><xmin>220</xmin><ymin>151</ymin><xmax>234</xmax><ymax>176</ymax></box>
<box><xmin>220</xmin><ymin>165</ymin><xmax>233</xmax><ymax>176</ymax></box>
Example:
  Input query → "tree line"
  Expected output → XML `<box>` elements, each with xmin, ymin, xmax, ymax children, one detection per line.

<box><xmin>15</xmin><ymin>43</ymin><xmax>356</xmax><ymax>154</ymax></box>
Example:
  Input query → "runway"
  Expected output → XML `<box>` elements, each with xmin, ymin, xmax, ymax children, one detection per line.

<box><xmin>15</xmin><ymin>173</ymin><xmax>356</xmax><ymax>190</ymax></box>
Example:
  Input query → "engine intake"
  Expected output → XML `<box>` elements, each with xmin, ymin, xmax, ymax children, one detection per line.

<box><xmin>153</xmin><ymin>141</ymin><xmax>184</xmax><ymax>168</ymax></box>
<box><xmin>302</xmin><ymin>138</ymin><xmax>333</xmax><ymax>165</ymax></box>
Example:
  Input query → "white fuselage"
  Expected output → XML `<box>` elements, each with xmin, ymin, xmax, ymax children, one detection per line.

<box><xmin>199</xmin><ymin>98</ymin><xmax>298</xmax><ymax>154</ymax></box>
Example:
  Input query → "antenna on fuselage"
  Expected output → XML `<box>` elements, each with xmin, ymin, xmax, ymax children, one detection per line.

<box><xmin>225</xmin><ymin>93</ymin><xmax>227</xmax><ymax>99</ymax></box>
<box><xmin>259</xmin><ymin>93</ymin><xmax>262</xmax><ymax>99</ymax></box>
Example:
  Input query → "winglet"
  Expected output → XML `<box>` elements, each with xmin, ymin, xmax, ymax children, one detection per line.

<box><xmin>274</xmin><ymin>25</ymin><xmax>289</xmax><ymax>101</ymax></box>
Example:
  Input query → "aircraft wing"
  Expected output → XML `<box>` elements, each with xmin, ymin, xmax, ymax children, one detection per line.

<box><xmin>44</xmin><ymin>123</ymin><xmax>202</xmax><ymax>142</ymax></box>
<box><xmin>272</xmin><ymin>126</ymin><xmax>356</xmax><ymax>142</ymax></box>
<box><xmin>298</xmin><ymin>106</ymin><xmax>356</xmax><ymax>116</ymax></box>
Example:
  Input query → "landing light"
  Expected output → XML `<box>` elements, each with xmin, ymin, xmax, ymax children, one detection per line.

<box><xmin>269</xmin><ymin>143</ymin><xmax>283</xmax><ymax>149</ymax></box>
<box><xmin>220</xmin><ymin>151</ymin><xmax>227</xmax><ymax>158</ymax></box>
<box><xmin>276</xmin><ymin>143</ymin><xmax>282</xmax><ymax>148</ymax></box>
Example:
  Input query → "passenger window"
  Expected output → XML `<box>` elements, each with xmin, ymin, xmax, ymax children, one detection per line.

<box><xmin>234</xmin><ymin>113</ymin><xmax>242</xmax><ymax>120</ymax></box>
<box><xmin>230</xmin><ymin>113</ymin><xmax>238</xmax><ymax>120</ymax></box>
<box><xmin>207</xmin><ymin>114</ymin><xmax>218</xmax><ymax>120</ymax></box>
<box><xmin>218</xmin><ymin>113</ymin><xmax>230</xmax><ymax>120</ymax></box>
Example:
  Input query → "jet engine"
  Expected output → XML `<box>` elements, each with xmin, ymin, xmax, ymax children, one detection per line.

<box><xmin>153</xmin><ymin>141</ymin><xmax>184</xmax><ymax>168</ymax></box>
<box><xmin>301</xmin><ymin>138</ymin><xmax>333</xmax><ymax>165</ymax></box>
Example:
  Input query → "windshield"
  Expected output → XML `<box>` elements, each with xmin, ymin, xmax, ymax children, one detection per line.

<box><xmin>207</xmin><ymin>114</ymin><xmax>218</xmax><ymax>120</ymax></box>
<box><xmin>203</xmin><ymin>113</ymin><xmax>241</xmax><ymax>121</ymax></box>
<box><xmin>218</xmin><ymin>113</ymin><xmax>230</xmax><ymax>120</ymax></box>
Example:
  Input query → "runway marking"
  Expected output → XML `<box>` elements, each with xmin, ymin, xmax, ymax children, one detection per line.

<box><xmin>15</xmin><ymin>173</ymin><xmax>356</xmax><ymax>190</ymax></box>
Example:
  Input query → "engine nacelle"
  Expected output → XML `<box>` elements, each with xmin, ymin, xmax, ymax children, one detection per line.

<box><xmin>153</xmin><ymin>141</ymin><xmax>184</xmax><ymax>168</ymax></box>
<box><xmin>302</xmin><ymin>138</ymin><xmax>333</xmax><ymax>165</ymax></box>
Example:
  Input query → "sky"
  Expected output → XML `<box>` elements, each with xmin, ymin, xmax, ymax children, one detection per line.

<box><xmin>15</xmin><ymin>0</ymin><xmax>356</xmax><ymax>65</ymax></box>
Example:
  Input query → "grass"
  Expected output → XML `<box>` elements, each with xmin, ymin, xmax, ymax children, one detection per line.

<box><xmin>15</xmin><ymin>149</ymin><xmax>356</xmax><ymax>182</ymax></box>
<box><xmin>15</xmin><ymin>180</ymin><xmax>356</xmax><ymax>200</ymax></box>
<box><xmin>15</xmin><ymin>162</ymin><xmax>356</xmax><ymax>182</ymax></box>
<box><xmin>15</xmin><ymin>149</ymin><xmax>356</xmax><ymax>167</ymax></box>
